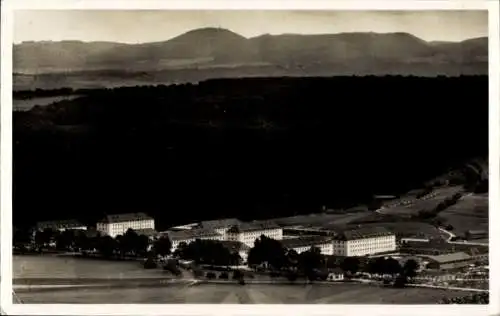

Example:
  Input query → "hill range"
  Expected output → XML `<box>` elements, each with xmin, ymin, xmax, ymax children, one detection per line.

<box><xmin>13</xmin><ymin>28</ymin><xmax>488</xmax><ymax>89</ymax></box>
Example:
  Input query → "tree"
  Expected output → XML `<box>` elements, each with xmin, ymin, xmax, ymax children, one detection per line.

<box><xmin>143</xmin><ymin>257</ymin><xmax>157</xmax><ymax>269</ymax></box>
<box><xmin>385</xmin><ymin>257</ymin><xmax>402</xmax><ymax>277</ymax></box>
<box><xmin>34</xmin><ymin>228</ymin><xmax>55</xmax><ymax>249</ymax></box>
<box><xmin>153</xmin><ymin>236</ymin><xmax>172</xmax><ymax>257</ymax></box>
<box><xmin>55</xmin><ymin>229</ymin><xmax>76</xmax><ymax>251</ymax></box>
<box><xmin>173</xmin><ymin>242</ymin><xmax>188</xmax><ymax>258</ymax></box>
<box><xmin>286</xmin><ymin>249</ymin><xmax>300</xmax><ymax>268</ymax></box>
<box><xmin>247</xmin><ymin>235</ymin><xmax>287</xmax><ymax>270</ymax></box>
<box><xmin>402</xmin><ymin>259</ymin><xmax>419</xmax><ymax>280</ymax></box>
<box><xmin>136</xmin><ymin>235</ymin><xmax>150</xmax><ymax>257</ymax></box>
<box><xmin>13</xmin><ymin>227</ymin><xmax>31</xmax><ymax>246</ymax></box>
<box><xmin>97</xmin><ymin>235</ymin><xmax>117</xmax><ymax>258</ymax></box>
<box><xmin>298</xmin><ymin>246</ymin><xmax>324</xmax><ymax>277</ymax></box>
<box><xmin>74</xmin><ymin>230</ymin><xmax>91</xmax><ymax>252</ymax></box>
<box><xmin>233</xmin><ymin>270</ymin><xmax>244</xmax><ymax>280</ymax></box>
<box><xmin>175</xmin><ymin>239</ymin><xmax>234</xmax><ymax>266</ymax></box>
<box><xmin>340</xmin><ymin>256</ymin><xmax>360</xmax><ymax>275</ymax></box>
<box><xmin>122</xmin><ymin>228</ymin><xmax>140</xmax><ymax>256</ymax></box>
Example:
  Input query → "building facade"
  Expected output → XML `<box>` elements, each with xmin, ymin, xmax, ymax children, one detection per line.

<box><xmin>96</xmin><ymin>213</ymin><xmax>155</xmax><ymax>238</ymax></box>
<box><xmin>332</xmin><ymin>227</ymin><xmax>396</xmax><ymax>257</ymax></box>
<box><xmin>163</xmin><ymin>228</ymin><xmax>223</xmax><ymax>251</ymax></box>
<box><xmin>226</xmin><ymin>221</ymin><xmax>283</xmax><ymax>247</ymax></box>
<box><xmin>198</xmin><ymin>218</ymin><xmax>243</xmax><ymax>240</ymax></box>
<box><xmin>280</xmin><ymin>236</ymin><xmax>334</xmax><ymax>255</ymax></box>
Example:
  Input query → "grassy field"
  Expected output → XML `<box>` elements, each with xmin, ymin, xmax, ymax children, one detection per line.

<box><xmin>15</xmin><ymin>282</ymin><xmax>471</xmax><ymax>304</ymax></box>
<box><xmin>13</xmin><ymin>255</ymin><xmax>164</xmax><ymax>280</ymax></box>
<box><xmin>437</xmin><ymin>194</ymin><xmax>488</xmax><ymax>238</ymax></box>
<box><xmin>346</xmin><ymin>221</ymin><xmax>447</xmax><ymax>240</ymax></box>
<box><xmin>13</xmin><ymin>96</ymin><xmax>81</xmax><ymax>111</ymax></box>
<box><xmin>378</xmin><ymin>186</ymin><xmax>464</xmax><ymax>217</ymax></box>
<box><xmin>13</xmin><ymin>254</ymin><xmax>475</xmax><ymax>304</ymax></box>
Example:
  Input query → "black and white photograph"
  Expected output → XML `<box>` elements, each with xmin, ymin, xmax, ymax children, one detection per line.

<box><xmin>1</xmin><ymin>0</ymin><xmax>499</xmax><ymax>314</ymax></box>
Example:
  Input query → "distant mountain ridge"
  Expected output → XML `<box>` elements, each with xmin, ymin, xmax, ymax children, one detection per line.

<box><xmin>13</xmin><ymin>27</ymin><xmax>488</xmax><ymax>76</ymax></box>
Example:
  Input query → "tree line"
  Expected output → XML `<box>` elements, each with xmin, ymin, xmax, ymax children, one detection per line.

<box><xmin>13</xmin><ymin>76</ymin><xmax>488</xmax><ymax>229</ymax></box>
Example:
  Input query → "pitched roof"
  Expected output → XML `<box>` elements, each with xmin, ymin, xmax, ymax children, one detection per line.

<box><xmin>334</xmin><ymin>226</ymin><xmax>394</xmax><ymax>241</ymax></box>
<box><xmin>199</xmin><ymin>218</ymin><xmax>242</xmax><ymax>230</ymax></box>
<box><xmin>227</xmin><ymin>221</ymin><xmax>281</xmax><ymax>233</ymax></box>
<box><xmin>162</xmin><ymin>228</ymin><xmax>221</xmax><ymax>241</ymax></box>
<box><xmin>36</xmin><ymin>219</ymin><xmax>85</xmax><ymax>230</ymax></box>
<box><xmin>425</xmin><ymin>252</ymin><xmax>472</xmax><ymax>264</ymax></box>
<box><xmin>134</xmin><ymin>228</ymin><xmax>158</xmax><ymax>237</ymax></box>
<box><xmin>280</xmin><ymin>236</ymin><xmax>332</xmax><ymax>249</ymax></box>
<box><xmin>99</xmin><ymin>213</ymin><xmax>153</xmax><ymax>223</ymax></box>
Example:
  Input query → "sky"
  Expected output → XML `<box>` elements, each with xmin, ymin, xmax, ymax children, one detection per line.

<box><xmin>14</xmin><ymin>10</ymin><xmax>488</xmax><ymax>44</ymax></box>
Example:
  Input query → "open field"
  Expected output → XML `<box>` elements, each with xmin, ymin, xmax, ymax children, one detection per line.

<box><xmin>437</xmin><ymin>194</ymin><xmax>488</xmax><ymax>238</ymax></box>
<box><xmin>13</xmin><ymin>95</ymin><xmax>82</xmax><ymax>111</ymax></box>
<box><xmin>15</xmin><ymin>282</ymin><xmax>471</xmax><ymax>304</ymax></box>
<box><xmin>378</xmin><ymin>186</ymin><xmax>464</xmax><ymax>217</ymax></box>
<box><xmin>346</xmin><ymin>221</ymin><xmax>447</xmax><ymax>240</ymax></box>
<box><xmin>13</xmin><ymin>255</ymin><xmax>164</xmax><ymax>280</ymax></box>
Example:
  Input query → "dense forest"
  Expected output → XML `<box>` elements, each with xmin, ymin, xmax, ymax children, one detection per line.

<box><xmin>13</xmin><ymin>76</ymin><xmax>488</xmax><ymax>230</ymax></box>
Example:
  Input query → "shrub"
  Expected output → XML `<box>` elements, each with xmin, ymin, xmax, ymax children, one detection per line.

<box><xmin>233</xmin><ymin>270</ymin><xmax>243</xmax><ymax>280</ymax></box>
<box><xmin>143</xmin><ymin>258</ymin><xmax>157</xmax><ymax>269</ymax></box>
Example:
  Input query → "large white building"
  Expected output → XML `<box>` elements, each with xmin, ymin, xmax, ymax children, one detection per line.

<box><xmin>280</xmin><ymin>236</ymin><xmax>334</xmax><ymax>255</ymax></box>
<box><xmin>163</xmin><ymin>228</ymin><xmax>223</xmax><ymax>251</ymax></box>
<box><xmin>226</xmin><ymin>221</ymin><xmax>283</xmax><ymax>247</ymax></box>
<box><xmin>96</xmin><ymin>213</ymin><xmax>155</xmax><ymax>238</ymax></box>
<box><xmin>332</xmin><ymin>227</ymin><xmax>396</xmax><ymax>257</ymax></box>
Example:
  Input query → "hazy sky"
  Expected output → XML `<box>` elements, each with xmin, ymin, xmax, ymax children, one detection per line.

<box><xmin>14</xmin><ymin>10</ymin><xmax>488</xmax><ymax>44</ymax></box>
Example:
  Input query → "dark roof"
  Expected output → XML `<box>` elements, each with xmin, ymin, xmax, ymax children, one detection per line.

<box><xmin>425</xmin><ymin>252</ymin><xmax>472</xmax><ymax>263</ymax></box>
<box><xmin>227</xmin><ymin>221</ymin><xmax>281</xmax><ymax>233</ymax></box>
<box><xmin>272</xmin><ymin>214</ymin><xmax>326</xmax><ymax>227</ymax></box>
<box><xmin>218</xmin><ymin>240</ymin><xmax>251</xmax><ymax>252</ymax></box>
<box><xmin>280</xmin><ymin>236</ymin><xmax>332</xmax><ymax>249</ymax></box>
<box><xmin>334</xmin><ymin>226</ymin><xmax>394</xmax><ymax>241</ymax></box>
<box><xmin>163</xmin><ymin>228</ymin><xmax>221</xmax><ymax>241</ymax></box>
<box><xmin>36</xmin><ymin>219</ymin><xmax>85</xmax><ymax>230</ymax></box>
<box><xmin>135</xmin><ymin>228</ymin><xmax>158</xmax><ymax>237</ymax></box>
<box><xmin>99</xmin><ymin>213</ymin><xmax>153</xmax><ymax>223</ymax></box>
<box><xmin>199</xmin><ymin>218</ymin><xmax>242</xmax><ymax>230</ymax></box>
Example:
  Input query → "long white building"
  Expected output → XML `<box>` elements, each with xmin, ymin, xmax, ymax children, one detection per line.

<box><xmin>332</xmin><ymin>227</ymin><xmax>396</xmax><ymax>257</ymax></box>
<box><xmin>226</xmin><ymin>221</ymin><xmax>283</xmax><ymax>247</ymax></box>
<box><xmin>96</xmin><ymin>213</ymin><xmax>155</xmax><ymax>238</ymax></box>
<box><xmin>280</xmin><ymin>236</ymin><xmax>334</xmax><ymax>255</ymax></box>
<box><xmin>162</xmin><ymin>228</ymin><xmax>223</xmax><ymax>251</ymax></box>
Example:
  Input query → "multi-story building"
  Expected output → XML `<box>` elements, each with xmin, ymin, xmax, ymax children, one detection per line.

<box><xmin>226</xmin><ymin>221</ymin><xmax>283</xmax><ymax>247</ymax></box>
<box><xmin>198</xmin><ymin>218</ymin><xmax>243</xmax><ymax>240</ymax></box>
<box><xmin>35</xmin><ymin>219</ymin><xmax>87</xmax><ymax>232</ymax></box>
<box><xmin>280</xmin><ymin>236</ymin><xmax>334</xmax><ymax>255</ymax></box>
<box><xmin>332</xmin><ymin>227</ymin><xmax>396</xmax><ymax>257</ymax></box>
<box><xmin>96</xmin><ymin>213</ymin><xmax>155</xmax><ymax>238</ymax></box>
<box><xmin>162</xmin><ymin>228</ymin><xmax>223</xmax><ymax>251</ymax></box>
